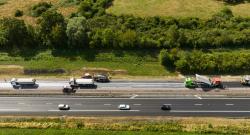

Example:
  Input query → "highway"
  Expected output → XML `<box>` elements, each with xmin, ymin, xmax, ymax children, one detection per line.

<box><xmin>1</xmin><ymin>97</ymin><xmax>250</xmax><ymax>117</ymax></box>
<box><xmin>0</xmin><ymin>80</ymin><xmax>247</xmax><ymax>90</ymax></box>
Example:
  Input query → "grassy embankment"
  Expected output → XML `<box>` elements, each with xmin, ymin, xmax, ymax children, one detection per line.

<box><xmin>0</xmin><ymin>50</ymin><xmax>174</xmax><ymax>77</ymax></box>
<box><xmin>107</xmin><ymin>0</ymin><xmax>250</xmax><ymax>19</ymax></box>
<box><xmin>1</xmin><ymin>49</ymin><xmax>250</xmax><ymax>77</ymax></box>
<box><xmin>0</xmin><ymin>116</ymin><xmax>248</xmax><ymax>134</ymax></box>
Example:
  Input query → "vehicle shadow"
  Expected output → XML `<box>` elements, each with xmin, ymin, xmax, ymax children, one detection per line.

<box><xmin>78</xmin><ymin>85</ymin><xmax>97</xmax><ymax>89</ymax></box>
<box><xmin>13</xmin><ymin>84</ymin><xmax>39</xmax><ymax>89</ymax></box>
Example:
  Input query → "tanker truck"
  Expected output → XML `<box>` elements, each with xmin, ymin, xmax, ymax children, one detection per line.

<box><xmin>69</xmin><ymin>77</ymin><xmax>96</xmax><ymax>88</ymax></box>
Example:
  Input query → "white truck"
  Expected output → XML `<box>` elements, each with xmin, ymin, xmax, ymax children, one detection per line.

<box><xmin>10</xmin><ymin>78</ymin><xmax>37</xmax><ymax>89</ymax></box>
<box><xmin>69</xmin><ymin>78</ymin><xmax>96</xmax><ymax>88</ymax></box>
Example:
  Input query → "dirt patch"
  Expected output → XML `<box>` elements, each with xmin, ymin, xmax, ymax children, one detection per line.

<box><xmin>71</xmin><ymin>67</ymin><xmax>128</xmax><ymax>76</ymax></box>
<box><xmin>0</xmin><ymin>65</ymin><xmax>24</xmax><ymax>75</ymax></box>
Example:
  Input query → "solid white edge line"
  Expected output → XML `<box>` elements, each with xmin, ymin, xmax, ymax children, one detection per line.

<box><xmin>48</xmin><ymin>110</ymin><xmax>140</xmax><ymax>112</ymax></box>
<box><xmin>171</xmin><ymin>110</ymin><xmax>250</xmax><ymax>113</ymax></box>
<box><xmin>0</xmin><ymin>109</ymin><xmax>20</xmax><ymax>111</ymax></box>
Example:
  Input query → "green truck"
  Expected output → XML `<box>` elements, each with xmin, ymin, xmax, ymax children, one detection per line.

<box><xmin>185</xmin><ymin>74</ymin><xmax>224</xmax><ymax>89</ymax></box>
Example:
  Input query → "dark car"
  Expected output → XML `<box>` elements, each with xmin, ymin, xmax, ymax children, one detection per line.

<box><xmin>93</xmin><ymin>74</ymin><xmax>110</xmax><ymax>82</ymax></box>
<box><xmin>161</xmin><ymin>104</ymin><xmax>171</xmax><ymax>111</ymax></box>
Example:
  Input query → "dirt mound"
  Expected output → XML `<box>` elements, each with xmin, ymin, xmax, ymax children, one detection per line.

<box><xmin>72</xmin><ymin>67</ymin><xmax>128</xmax><ymax>76</ymax></box>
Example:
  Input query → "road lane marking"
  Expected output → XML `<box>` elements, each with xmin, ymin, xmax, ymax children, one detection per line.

<box><xmin>104</xmin><ymin>104</ymin><xmax>112</xmax><ymax>106</ymax></box>
<box><xmin>0</xmin><ymin>109</ymin><xmax>20</xmax><ymax>111</ymax></box>
<box><xmin>130</xmin><ymin>94</ymin><xmax>138</xmax><ymax>99</ymax></box>
<box><xmin>194</xmin><ymin>104</ymin><xmax>203</xmax><ymax>106</ymax></box>
<box><xmin>48</xmin><ymin>110</ymin><xmax>140</xmax><ymax>112</ymax></box>
<box><xmin>18</xmin><ymin>103</ymin><xmax>25</xmax><ymax>105</ymax></box>
<box><xmin>171</xmin><ymin>110</ymin><xmax>250</xmax><ymax>113</ymax></box>
<box><xmin>225</xmin><ymin>104</ymin><xmax>234</xmax><ymax>106</ymax></box>
<box><xmin>75</xmin><ymin>104</ymin><xmax>82</xmax><ymax>106</ymax></box>
<box><xmin>133</xmin><ymin>104</ymin><xmax>141</xmax><ymax>106</ymax></box>
<box><xmin>46</xmin><ymin>103</ymin><xmax>52</xmax><ymax>105</ymax></box>
<box><xmin>194</xmin><ymin>95</ymin><xmax>202</xmax><ymax>99</ymax></box>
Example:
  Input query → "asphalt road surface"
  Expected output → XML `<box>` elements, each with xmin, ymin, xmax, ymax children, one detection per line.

<box><xmin>0</xmin><ymin>80</ymin><xmax>247</xmax><ymax>90</ymax></box>
<box><xmin>1</xmin><ymin>97</ymin><xmax>250</xmax><ymax>117</ymax></box>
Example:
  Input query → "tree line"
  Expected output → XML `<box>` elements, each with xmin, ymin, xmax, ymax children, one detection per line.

<box><xmin>1</xmin><ymin>4</ymin><xmax>250</xmax><ymax>55</ymax></box>
<box><xmin>159</xmin><ymin>49</ymin><xmax>250</xmax><ymax>74</ymax></box>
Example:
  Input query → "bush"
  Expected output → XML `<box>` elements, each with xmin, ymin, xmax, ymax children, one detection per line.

<box><xmin>30</xmin><ymin>2</ymin><xmax>52</xmax><ymax>17</ymax></box>
<box><xmin>159</xmin><ymin>49</ymin><xmax>175</xmax><ymax>68</ymax></box>
<box><xmin>14</xmin><ymin>10</ymin><xmax>23</xmax><ymax>17</ymax></box>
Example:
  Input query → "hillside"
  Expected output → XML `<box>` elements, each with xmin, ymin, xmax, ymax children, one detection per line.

<box><xmin>107</xmin><ymin>0</ymin><xmax>250</xmax><ymax>19</ymax></box>
<box><xmin>0</xmin><ymin>0</ymin><xmax>77</xmax><ymax>25</ymax></box>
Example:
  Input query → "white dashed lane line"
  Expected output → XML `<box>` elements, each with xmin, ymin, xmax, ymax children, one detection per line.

<box><xmin>194</xmin><ymin>104</ymin><xmax>203</xmax><ymax>106</ymax></box>
<box><xmin>225</xmin><ymin>104</ymin><xmax>234</xmax><ymax>106</ymax></box>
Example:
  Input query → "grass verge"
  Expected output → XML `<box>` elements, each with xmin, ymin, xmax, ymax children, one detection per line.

<box><xmin>0</xmin><ymin>128</ymin><xmax>194</xmax><ymax>135</ymax></box>
<box><xmin>0</xmin><ymin>116</ymin><xmax>248</xmax><ymax>134</ymax></box>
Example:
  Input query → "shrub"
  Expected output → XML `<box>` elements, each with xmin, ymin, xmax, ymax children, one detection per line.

<box><xmin>14</xmin><ymin>9</ymin><xmax>23</xmax><ymax>17</ymax></box>
<box><xmin>30</xmin><ymin>2</ymin><xmax>52</xmax><ymax>17</ymax></box>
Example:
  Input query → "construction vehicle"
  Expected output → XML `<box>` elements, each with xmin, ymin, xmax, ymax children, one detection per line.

<box><xmin>93</xmin><ymin>73</ymin><xmax>111</xmax><ymax>83</ymax></box>
<box><xmin>69</xmin><ymin>77</ymin><xmax>96</xmax><ymax>88</ymax></box>
<box><xmin>241</xmin><ymin>75</ymin><xmax>250</xmax><ymax>86</ymax></box>
<box><xmin>82</xmin><ymin>73</ymin><xmax>93</xmax><ymax>79</ymax></box>
<box><xmin>10</xmin><ymin>78</ymin><xmax>37</xmax><ymax>89</ymax></box>
<box><xmin>185</xmin><ymin>74</ymin><xmax>224</xmax><ymax>89</ymax></box>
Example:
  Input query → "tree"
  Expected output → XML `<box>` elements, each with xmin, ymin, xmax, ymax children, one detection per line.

<box><xmin>118</xmin><ymin>29</ymin><xmax>137</xmax><ymax>48</ymax></box>
<box><xmin>39</xmin><ymin>10</ymin><xmax>67</xmax><ymax>49</ymax></box>
<box><xmin>66</xmin><ymin>17</ymin><xmax>89</xmax><ymax>48</ymax></box>
<box><xmin>0</xmin><ymin>25</ymin><xmax>7</xmax><ymax>46</ymax></box>
<box><xmin>0</xmin><ymin>18</ymin><xmax>31</xmax><ymax>53</ymax></box>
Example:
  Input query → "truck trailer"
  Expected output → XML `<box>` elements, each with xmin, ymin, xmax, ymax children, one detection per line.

<box><xmin>10</xmin><ymin>78</ymin><xmax>37</xmax><ymax>89</ymax></box>
<box><xmin>69</xmin><ymin>78</ymin><xmax>96</xmax><ymax>88</ymax></box>
<box><xmin>185</xmin><ymin>74</ymin><xmax>224</xmax><ymax>89</ymax></box>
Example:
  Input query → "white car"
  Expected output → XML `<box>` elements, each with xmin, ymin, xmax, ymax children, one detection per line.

<box><xmin>58</xmin><ymin>104</ymin><xmax>70</xmax><ymax>110</ymax></box>
<box><xmin>118</xmin><ymin>104</ymin><xmax>130</xmax><ymax>110</ymax></box>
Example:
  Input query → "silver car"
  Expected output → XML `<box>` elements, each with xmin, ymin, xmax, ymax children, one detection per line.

<box><xmin>118</xmin><ymin>104</ymin><xmax>130</xmax><ymax>110</ymax></box>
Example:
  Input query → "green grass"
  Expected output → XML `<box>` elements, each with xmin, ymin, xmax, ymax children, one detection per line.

<box><xmin>0</xmin><ymin>128</ymin><xmax>198</xmax><ymax>135</ymax></box>
<box><xmin>107</xmin><ymin>0</ymin><xmax>250</xmax><ymax>19</ymax></box>
<box><xmin>0</xmin><ymin>50</ymin><xmax>174</xmax><ymax>76</ymax></box>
